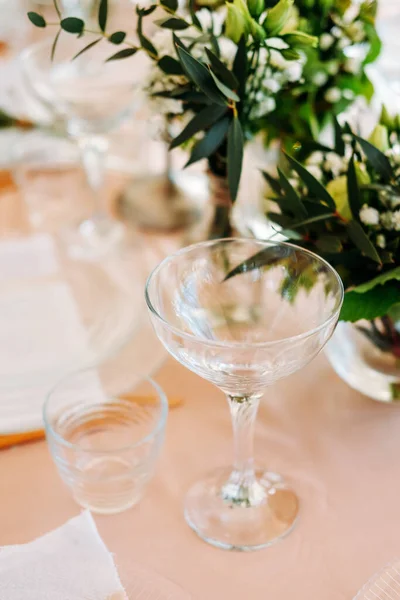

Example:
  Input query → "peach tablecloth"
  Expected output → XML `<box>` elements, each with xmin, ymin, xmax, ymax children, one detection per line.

<box><xmin>1</xmin><ymin>351</ymin><xmax>400</xmax><ymax>599</ymax></box>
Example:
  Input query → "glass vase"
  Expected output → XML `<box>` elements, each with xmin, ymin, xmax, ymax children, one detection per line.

<box><xmin>326</xmin><ymin>315</ymin><xmax>400</xmax><ymax>402</ymax></box>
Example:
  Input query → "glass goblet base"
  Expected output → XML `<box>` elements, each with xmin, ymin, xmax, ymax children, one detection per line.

<box><xmin>63</xmin><ymin>213</ymin><xmax>125</xmax><ymax>260</ymax></box>
<box><xmin>184</xmin><ymin>467</ymin><xmax>299</xmax><ymax>551</ymax></box>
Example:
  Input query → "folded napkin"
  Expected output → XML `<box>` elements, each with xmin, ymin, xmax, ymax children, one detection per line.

<box><xmin>0</xmin><ymin>512</ymin><xmax>126</xmax><ymax>600</ymax></box>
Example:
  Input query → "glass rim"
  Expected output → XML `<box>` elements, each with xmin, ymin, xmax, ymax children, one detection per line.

<box><xmin>43</xmin><ymin>366</ymin><xmax>169</xmax><ymax>454</ymax></box>
<box><xmin>145</xmin><ymin>237</ymin><xmax>344</xmax><ymax>349</ymax></box>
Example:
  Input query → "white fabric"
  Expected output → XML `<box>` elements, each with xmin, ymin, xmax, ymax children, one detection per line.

<box><xmin>0</xmin><ymin>512</ymin><xmax>126</xmax><ymax>600</ymax></box>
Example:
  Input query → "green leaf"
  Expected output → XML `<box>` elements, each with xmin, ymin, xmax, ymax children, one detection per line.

<box><xmin>189</xmin><ymin>0</ymin><xmax>202</xmax><ymax>28</ymax></box>
<box><xmin>175</xmin><ymin>39</ymin><xmax>226</xmax><ymax>106</ymax></box>
<box><xmin>209</xmin><ymin>70</ymin><xmax>239</xmax><ymax>102</ymax></box>
<box><xmin>185</xmin><ymin>116</ymin><xmax>231</xmax><ymax>167</ymax></box>
<box><xmin>155</xmin><ymin>17</ymin><xmax>190</xmax><ymax>30</ymax></box>
<box><xmin>205</xmin><ymin>48</ymin><xmax>238</xmax><ymax>91</ymax></box>
<box><xmin>227</xmin><ymin>116</ymin><xmax>244</xmax><ymax>202</ymax></box>
<box><xmin>158</xmin><ymin>55</ymin><xmax>184</xmax><ymax>75</ymax></box>
<box><xmin>232</xmin><ymin>37</ymin><xmax>247</xmax><ymax>110</ymax></box>
<box><xmin>262</xmin><ymin>170</ymin><xmax>281</xmax><ymax>195</ymax></box>
<box><xmin>28</xmin><ymin>11</ymin><xmax>46</xmax><ymax>27</ymax></box>
<box><xmin>106</xmin><ymin>47</ymin><xmax>138</xmax><ymax>61</ymax></box>
<box><xmin>50</xmin><ymin>30</ymin><xmax>61</xmax><ymax>61</ymax></box>
<box><xmin>283</xmin><ymin>152</ymin><xmax>336</xmax><ymax>209</ymax></box>
<box><xmin>224</xmin><ymin>247</ymin><xmax>288</xmax><ymax>281</ymax></box>
<box><xmin>277</xmin><ymin>168</ymin><xmax>308</xmax><ymax>219</ymax></box>
<box><xmin>286</xmin><ymin>213</ymin><xmax>336</xmax><ymax>229</ymax></box>
<box><xmin>98</xmin><ymin>0</ymin><xmax>108</xmax><ymax>32</ymax></box>
<box><xmin>72</xmin><ymin>37</ymin><xmax>102</xmax><ymax>60</ymax></box>
<box><xmin>340</xmin><ymin>282</ymin><xmax>400</xmax><ymax>322</ymax></box>
<box><xmin>346</xmin><ymin>220</ymin><xmax>381</xmax><ymax>264</ymax></box>
<box><xmin>333</xmin><ymin>117</ymin><xmax>345</xmax><ymax>156</ymax></box>
<box><xmin>136</xmin><ymin>5</ymin><xmax>157</xmax><ymax>15</ymax></box>
<box><xmin>364</xmin><ymin>22</ymin><xmax>382</xmax><ymax>65</ymax></box>
<box><xmin>60</xmin><ymin>17</ymin><xmax>84</xmax><ymax>34</ymax></box>
<box><xmin>108</xmin><ymin>31</ymin><xmax>126</xmax><ymax>44</ymax></box>
<box><xmin>347</xmin><ymin>155</ymin><xmax>361</xmax><ymax>220</ymax></box>
<box><xmin>354</xmin><ymin>134</ymin><xmax>394</xmax><ymax>182</ymax></box>
<box><xmin>137</xmin><ymin>11</ymin><xmax>158</xmax><ymax>58</ymax></box>
<box><xmin>170</xmin><ymin>104</ymin><xmax>227</xmax><ymax>149</ymax></box>
<box><xmin>160</xmin><ymin>0</ymin><xmax>178</xmax><ymax>11</ymax></box>
<box><xmin>353</xmin><ymin>267</ymin><xmax>400</xmax><ymax>293</ymax></box>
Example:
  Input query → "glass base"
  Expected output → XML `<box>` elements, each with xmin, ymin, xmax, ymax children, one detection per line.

<box><xmin>184</xmin><ymin>467</ymin><xmax>299</xmax><ymax>551</ymax></box>
<box><xmin>63</xmin><ymin>213</ymin><xmax>125</xmax><ymax>260</ymax></box>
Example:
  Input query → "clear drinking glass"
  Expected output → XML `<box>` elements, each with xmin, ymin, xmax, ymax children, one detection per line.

<box><xmin>19</xmin><ymin>36</ymin><xmax>142</xmax><ymax>258</ymax></box>
<box><xmin>44</xmin><ymin>364</ymin><xmax>168</xmax><ymax>514</ymax></box>
<box><xmin>145</xmin><ymin>238</ymin><xmax>343</xmax><ymax>551</ymax></box>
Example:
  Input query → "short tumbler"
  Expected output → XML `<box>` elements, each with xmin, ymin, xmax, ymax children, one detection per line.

<box><xmin>44</xmin><ymin>364</ymin><xmax>168</xmax><ymax>514</ymax></box>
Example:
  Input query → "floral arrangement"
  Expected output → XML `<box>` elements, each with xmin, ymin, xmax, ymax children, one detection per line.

<box><xmin>257</xmin><ymin>109</ymin><xmax>400</xmax><ymax>358</ymax></box>
<box><xmin>28</xmin><ymin>0</ymin><xmax>317</xmax><ymax>211</ymax></box>
<box><xmin>262</xmin><ymin>0</ymin><xmax>381</xmax><ymax>147</ymax></box>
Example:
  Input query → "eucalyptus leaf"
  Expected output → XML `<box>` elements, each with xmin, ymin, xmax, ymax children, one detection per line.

<box><xmin>262</xmin><ymin>170</ymin><xmax>281</xmax><ymax>195</ymax></box>
<box><xmin>340</xmin><ymin>283</ymin><xmax>400</xmax><ymax>322</ymax></box>
<box><xmin>60</xmin><ymin>17</ymin><xmax>84</xmax><ymax>34</ymax></box>
<box><xmin>209</xmin><ymin>71</ymin><xmax>240</xmax><ymax>102</ymax></box>
<box><xmin>98</xmin><ymin>0</ymin><xmax>108</xmax><ymax>32</ymax></box>
<box><xmin>175</xmin><ymin>40</ymin><xmax>227</xmax><ymax>106</ymax></box>
<box><xmin>316</xmin><ymin>235</ymin><xmax>343</xmax><ymax>253</ymax></box>
<box><xmin>232</xmin><ymin>37</ymin><xmax>247</xmax><ymax>111</ymax></box>
<box><xmin>170</xmin><ymin>104</ymin><xmax>227</xmax><ymax>149</ymax></box>
<box><xmin>72</xmin><ymin>37</ymin><xmax>102</xmax><ymax>60</ymax></box>
<box><xmin>346</xmin><ymin>220</ymin><xmax>381</xmax><ymax>264</ymax></box>
<box><xmin>189</xmin><ymin>0</ymin><xmax>201</xmax><ymax>28</ymax></box>
<box><xmin>334</xmin><ymin>117</ymin><xmax>345</xmax><ymax>156</ymax></box>
<box><xmin>155</xmin><ymin>17</ymin><xmax>190</xmax><ymax>30</ymax></box>
<box><xmin>277</xmin><ymin>168</ymin><xmax>308</xmax><ymax>219</ymax></box>
<box><xmin>27</xmin><ymin>12</ymin><xmax>46</xmax><ymax>27</ymax></box>
<box><xmin>354</xmin><ymin>134</ymin><xmax>394</xmax><ymax>182</ymax></box>
<box><xmin>205</xmin><ymin>48</ymin><xmax>238</xmax><ymax>90</ymax></box>
<box><xmin>224</xmin><ymin>248</ymin><xmax>288</xmax><ymax>282</ymax></box>
<box><xmin>161</xmin><ymin>0</ymin><xmax>178</xmax><ymax>12</ymax></box>
<box><xmin>158</xmin><ymin>55</ymin><xmax>184</xmax><ymax>75</ymax></box>
<box><xmin>283</xmin><ymin>152</ymin><xmax>336</xmax><ymax>209</ymax></box>
<box><xmin>185</xmin><ymin>116</ymin><xmax>231</xmax><ymax>167</ymax></box>
<box><xmin>138</xmin><ymin>12</ymin><xmax>158</xmax><ymax>57</ymax></box>
<box><xmin>353</xmin><ymin>266</ymin><xmax>400</xmax><ymax>293</ymax></box>
<box><xmin>286</xmin><ymin>213</ymin><xmax>336</xmax><ymax>229</ymax></box>
<box><xmin>108</xmin><ymin>31</ymin><xmax>126</xmax><ymax>44</ymax></box>
<box><xmin>106</xmin><ymin>47</ymin><xmax>138</xmax><ymax>61</ymax></box>
<box><xmin>227</xmin><ymin>116</ymin><xmax>244</xmax><ymax>202</ymax></box>
<box><xmin>347</xmin><ymin>155</ymin><xmax>361</xmax><ymax>220</ymax></box>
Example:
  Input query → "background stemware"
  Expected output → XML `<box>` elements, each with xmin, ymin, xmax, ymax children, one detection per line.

<box><xmin>146</xmin><ymin>238</ymin><xmax>343</xmax><ymax>551</ymax></box>
<box><xmin>20</xmin><ymin>34</ymin><xmax>145</xmax><ymax>257</ymax></box>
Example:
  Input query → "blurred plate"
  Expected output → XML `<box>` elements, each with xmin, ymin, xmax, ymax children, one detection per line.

<box><xmin>354</xmin><ymin>560</ymin><xmax>400</xmax><ymax>599</ymax></box>
<box><xmin>118</xmin><ymin>562</ymin><xmax>192</xmax><ymax>600</ymax></box>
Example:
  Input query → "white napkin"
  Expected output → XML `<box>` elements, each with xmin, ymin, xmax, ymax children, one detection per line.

<box><xmin>0</xmin><ymin>512</ymin><xmax>126</xmax><ymax>600</ymax></box>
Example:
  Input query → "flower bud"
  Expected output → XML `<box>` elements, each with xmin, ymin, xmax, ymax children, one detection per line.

<box><xmin>283</xmin><ymin>31</ymin><xmax>318</xmax><ymax>49</ymax></box>
<box><xmin>380</xmin><ymin>105</ymin><xmax>395</xmax><ymax>130</ymax></box>
<box><xmin>281</xmin><ymin>48</ymin><xmax>301</xmax><ymax>60</ymax></box>
<box><xmin>225</xmin><ymin>0</ymin><xmax>250</xmax><ymax>43</ymax></box>
<box><xmin>248</xmin><ymin>0</ymin><xmax>264</xmax><ymax>19</ymax></box>
<box><xmin>368</xmin><ymin>124</ymin><xmax>389</xmax><ymax>152</ymax></box>
<box><xmin>263</xmin><ymin>0</ymin><xmax>294</xmax><ymax>36</ymax></box>
<box><xmin>250</xmin><ymin>19</ymin><xmax>266</xmax><ymax>41</ymax></box>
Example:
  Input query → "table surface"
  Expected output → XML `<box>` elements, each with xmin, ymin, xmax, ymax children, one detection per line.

<box><xmin>2</xmin><ymin>4</ymin><xmax>400</xmax><ymax>597</ymax></box>
<box><xmin>2</xmin><ymin>350</ymin><xmax>400</xmax><ymax>600</ymax></box>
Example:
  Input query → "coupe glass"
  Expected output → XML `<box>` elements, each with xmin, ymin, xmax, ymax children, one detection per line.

<box><xmin>20</xmin><ymin>36</ymin><xmax>142</xmax><ymax>257</ymax></box>
<box><xmin>145</xmin><ymin>238</ymin><xmax>343</xmax><ymax>551</ymax></box>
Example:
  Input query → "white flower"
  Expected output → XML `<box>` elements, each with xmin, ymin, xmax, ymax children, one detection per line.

<box><xmin>324</xmin><ymin>87</ymin><xmax>342</xmax><ymax>103</ymax></box>
<box><xmin>306</xmin><ymin>151</ymin><xmax>324</xmax><ymax>166</ymax></box>
<box><xmin>250</xmin><ymin>97</ymin><xmax>276</xmax><ymax>119</ymax></box>
<box><xmin>360</xmin><ymin>204</ymin><xmax>380</xmax><ymax>226</ymax></box>
<box><xmin>381</xmin><ymin>211</ymin><xmax>395</xmax><ymax>230</ymax></box>
<box><xmin>195</xmin><ymin>8</ymin><xmax>213</xmax><ymax>31</ymax></box>
<box><xmin>307</xmin><ymin>165</ymin><xmax>323</xmax><ymax>180</ymax></box>
<box><xmin>268</xmin><ymin>37</ymin><xmax>289</xmax><ymax>50</ymax></box>
<box><xmin>393</xmin><ymin>211</ymin><xmax>400</xmax><ymax>230</ymax></box>
<box><xmin>342</xmin><ymin>89</ymin><xmax>355</xmax><ymax>100</ymax></box>
<box><xmin>331</xmin><ymin>26</ymin><xmax>342</xmax><ymax>38</ymax></box>
<box><xmin>320</xmin><ymin>33</ymin><xmax>335</xmax><ymax>51</ymax></box>
<box><xmin>286</xmin><ymin>61</ymin><xmax>303</xmax><ymax>82</ymax></box>
<box><xmin>263</xmin><ymin>78</ymin><xmax>281</xmax><ymax>93</ymax></box>
<box><xmin>326</xmin><ymin>61</ymin><xmax>339</xmax><ymax>76</ymax></box>
<box><xmin>196</xmin><ymin>7</ymin><xmax>226</xmax><ymax>36</ymax></box>
<box><xmin>312</xmin><ymin>71</ymin><xmax>328</xmax><ymax>86</ymax></box>
<box><xmin>219</xmin><ymin>38</ymin><xmax>237</xmax><ymax>65</ymax></box>
<box><xmin>325</xmin><ymin>152</ymin><xmax>345</xmax><ymax>176</ymax></box>
<box><xmin>344</xmin><ymin>57</ymin><xmax>362</xmax><ymax>74</ymax></box>
<box><xmin>338</xmin><ymin>36</ymin><xmax>351</xmax><ymax>50</ymax></box>
<box><xmin>152</xmin><ymin>29</ymin><xmax>175</xmax><ymax>57</ymax></box>
<box><xmin>269</xmin><ymin>49</ymin><xmax>287</xmax><ymax>70</ymax></box>
<box><xmin>376</xmin><ymin>234</ymin><xmax>386</xmax><ymax>249</ymax></box>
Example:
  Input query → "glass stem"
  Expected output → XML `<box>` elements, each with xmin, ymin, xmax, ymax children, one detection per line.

<box><xmin>78</xmin><ymin>135</ymin><xmax>109</xmax><ymax>218</ymax></box>
<box><xmin>223</xmin><ymin>394</ymin><xmax>263</xmax><ymax>507</ymax></box>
